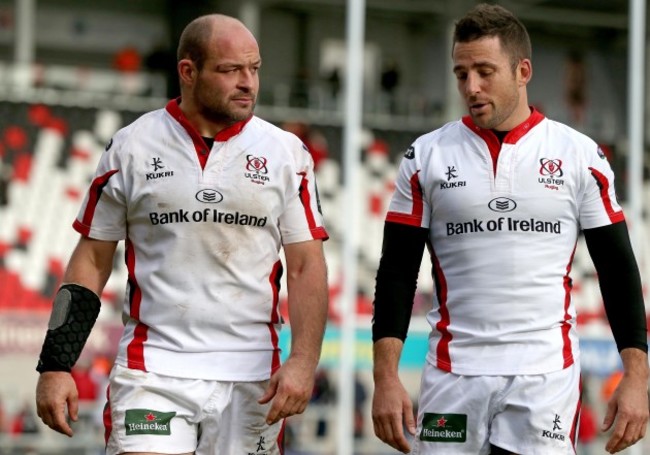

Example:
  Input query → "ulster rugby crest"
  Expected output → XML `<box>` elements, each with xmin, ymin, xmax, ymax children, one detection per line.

<box><xmin>245</xmin><ymin>154</ymin><xmax>270</xmax><ymax>185</ymax></box>
<box><xmin>538</xmin><ymin>158</ymin><xmax>565</xmax><ymax>191</ymax></box>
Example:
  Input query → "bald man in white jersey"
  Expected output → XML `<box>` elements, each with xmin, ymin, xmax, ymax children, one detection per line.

<box><xmin>372</xmin><ymin>4</ymin><xmax>648</xmax><ymax>455</ymax></box>
<box><xmin>35</xmin><ymin>14</ymin><xmax>329</xmax><ymax>454</ymax></box>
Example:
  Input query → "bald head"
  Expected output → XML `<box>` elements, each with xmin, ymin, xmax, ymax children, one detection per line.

<box><xmin>177</xmin><ymin>14</ymin><xmax>256</xmax><ymax>71</ymax></box>
<box><xmin>176</xmin><ymin>13</ymin><xmax>261</xmax><ymax>134</ymax></box>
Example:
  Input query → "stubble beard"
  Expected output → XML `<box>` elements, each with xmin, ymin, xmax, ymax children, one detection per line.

<box><xmin>472</xmin><ymin>106</ymin><xmax>502</xmax><ymax>130</ymax></box>
<box><xmin>471</xmin><ymin>96</ymin><xmax>517</xmax><ymax>130</ymax></box>
<box><xmin>190</xmin><ymin>68</ymin><xmax>259</xmax><ymax>125</ymax></box>
<box><xmin>201</xmin><ymin>99</ymin><xmax>255</xmax><ymax>125</ymax></box>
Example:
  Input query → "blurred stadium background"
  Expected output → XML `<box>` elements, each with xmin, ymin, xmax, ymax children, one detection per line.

<box><xmin>0</xmin><ymin>0</ymin><xmax>648</xmax><ymax>453</ymax></box>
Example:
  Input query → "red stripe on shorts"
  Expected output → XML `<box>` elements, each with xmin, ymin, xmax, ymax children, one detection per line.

<box><xmin>103</xmin><ymin>385</ymin><xmax>112</xmax><ymax>444</ymax></box>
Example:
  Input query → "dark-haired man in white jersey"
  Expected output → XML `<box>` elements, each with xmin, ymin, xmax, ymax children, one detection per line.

<box><xmin>372</xmin><ymin>4</ymin><xmax>648</xmax><ymax>455</ymax></box>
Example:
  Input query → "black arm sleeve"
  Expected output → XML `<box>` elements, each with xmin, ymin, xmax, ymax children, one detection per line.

<box><xmin>583</xmin><ymin>221</ymin><xmax>647</xmax><ymax>352</ymax></box>
<box><xmin>372</xmin><ymin>221</ymin><xmax>429</xmax><ymax>342</ymax></box>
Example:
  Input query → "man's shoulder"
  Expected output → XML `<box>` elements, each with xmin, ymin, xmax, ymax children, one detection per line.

<box><xmin>120</xmin><ymin>107</ymin><xmax>167</xmax><ymax>136</ymax></box>
<box><xmin>410</xmin><ymin>119</ymin><xmax>466</xmax><ymax>152</ymax></box>
<box><xmin>246</xmin><ymin>116</ymin><xmax>305</xmax><ymax>149</ymax></box>
<box><xmin>128</xmin><ymin>107</ymin><xmax>168</xmax><ymax>133</ymax></box>
<box><xmin>533</xmin><ymin>118</ymin><xmax>601</xmax><ymax>164</ymax></box>
<box><xmin>103</xmin><ymin>108</ymin><xmax>167</xmax><ymax>154</ymax></box>
<box><xmin>536</xmin><ymin>116</ymin><xmax>596</xmax><ymax>144</ymax></box>
<box><xmin>249</xmin><ymin>116</ymin><xmax>295</xmax><ymax>138</ymax></box>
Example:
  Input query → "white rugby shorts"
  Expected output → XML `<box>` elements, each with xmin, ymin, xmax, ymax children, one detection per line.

<box><xmin>104</xmin><ymin>364</ymin><xmax>284</xmax><ymax>455</ymax></box>
<box><xmin>411</xmin><ymin>361</ymin><xmax>581</xmax><ymax>454</ymax></box>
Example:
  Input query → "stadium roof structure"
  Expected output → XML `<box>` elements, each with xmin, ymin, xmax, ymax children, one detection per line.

<box><xmin>259</xmin><ymin>0</ymin><xmax>630</xmax><ymax>29</ymax></box>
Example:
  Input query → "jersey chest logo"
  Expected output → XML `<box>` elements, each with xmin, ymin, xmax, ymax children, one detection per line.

<box><xmin>440</xmin><ymin>165</ymin><xmax>467</xmax><ymax>189</ymax></box>
<box><xmin>146</xmin><ymin>157</ymin><xmax>175</xmax><ymax>181</ymax></box>
<box><xmin>244</xmin><ymin>154</ymin><xmax>270</xmax><ymax>185</ymax></box>
<box><xmin>537</xmin><ymin>158</ymin><xmax>565</xmax><ymax>191</ymax></box>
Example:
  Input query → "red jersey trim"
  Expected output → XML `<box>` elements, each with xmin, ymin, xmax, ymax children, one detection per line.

<box><xmin>310</xmin><ymin>227</ymin><xmax>329</xmax><ymax>240</ymax></box>
<box><xmin>588</xmin><ymin>167</ymin><xmax>626</xmax><ymax>223</ymax></box>
<box><xmin>432</xmin><ymin>249</ymin><xmax>453</xmax><ymax>371</ymax></box>
<box><xmin>125</xmin><ymin>238</ymin><xmax>148</xmax><ymax>371</ymax></box>
<box><xmin>277</xmin><ymin>420</ymin><xmax>286</xmax><ymax>454</ymax></box>
<box><xmin>103</xmin><ymin>386</ymin><xmax>112</xmax><ymax>444</ymax></box>
<box><xmin>561</xmin><ymin>245</ymin><xmax>577</xmax><ymax>369</ymax></box>
<box><xmin>73</xmin><ymin>169</ymin><xmax>119</xmax><ymax>236</ymax></box>
<box><xmin>462</xmin><ymin>118</ymin><xmax>501</xmax><ymax>175</ymax></box>
<box><xmin>268</xmin><ymin>260</ymin><xmax>283</xmax><ymax>374</ymax></box>
<box><xmin>462</xmin><ymin>108</ymin><xmax>545</xmax><ymax>175</ymax></box>
<box><xmin>214</xmin><ymin>118</ymin><xmax>249</xmax><ymax>141</ymax></box>
<box><xmin>385</xmin><ymin>212</ymin><xmax>422</xmax><ymax>226</ymax></box>
<box><xmin>385</xmin><ymin>171</ymin><xmax>423</xmax><ymax>226</ymax></box>
<box><xmin>165</xmin><ymin>98</ymin><xmax>252</xmax><ymax>169</ymax></box>
<box><xmin>297</xmin><ymin>171</ymin><xmax>330</xmax><ymax>241</ymax></box>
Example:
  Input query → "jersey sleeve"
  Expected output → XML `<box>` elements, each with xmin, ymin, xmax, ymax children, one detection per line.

<box><xmin>72</xmin><ymin>134</ymin><xmax>128</xmax><ymax>241</ymax></box>
<box><xmin>578</xmin><ymin>144</ymin><xmax>625</xmax><ymax>230</ymax></box>
<box><xmin>385</xmin><ymin>143</ymin><xmax>430</xmax><ymax>228</ymax></box>
<box><xmin>279</xmin><ymin>142</ymin><xmax>328</xmax><ymax>244</ymax></box>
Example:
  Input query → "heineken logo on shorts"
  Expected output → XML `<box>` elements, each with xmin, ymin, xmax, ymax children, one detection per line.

<box><xmin>125</xmin><ymin>409</ymin><xmax>176</xmax><ymax>435</ymax></box>
<box><xmin>420</xmin><ymin>413</ymin><xmax>467</xmax><ymax>442</ymax></box>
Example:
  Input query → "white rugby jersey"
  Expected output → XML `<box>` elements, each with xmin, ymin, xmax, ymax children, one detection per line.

<box><xmin>387</xmin><ymin>109</ymin><xmax>624</xmax><ymax>375</ymax></box>
<box><xmin>74</xmin><ymin>99</ymin><xmax>328</xmax><ymax>381</ymax></box>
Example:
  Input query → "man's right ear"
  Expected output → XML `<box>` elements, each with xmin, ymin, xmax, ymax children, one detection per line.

<box><xmin>178</xmin><ymin>59</ymin><xmax>196</xmax><ymax>84</ymax></box>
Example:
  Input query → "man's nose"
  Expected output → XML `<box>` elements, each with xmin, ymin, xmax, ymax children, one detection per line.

<box><xmin>237</xmin><ymin>69</ymin><xmax>255</xmax><ymax>91</ymax></box>
<box><xmin>464</xmin><ymin>72</ymin><xmax>481</xmax><ymax>96</ymax></box>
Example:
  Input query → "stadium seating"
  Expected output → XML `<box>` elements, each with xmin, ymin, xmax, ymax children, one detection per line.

<box><xmin>1</xmin><ymin>100</ymin><xmax>648</xmax><ymax>333</ymax></box>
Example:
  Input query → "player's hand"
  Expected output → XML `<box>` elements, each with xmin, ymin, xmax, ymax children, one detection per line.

<box><xmin>35</xmin><ymin>371</ymin><xmax>79</xmax><ymax>437</ymax></box>
<box><xmin>372</xmin><ymin>374</ymin><xmax>416</xmax><ymax>453</ymax></box>
<box><xmin>258</xmin><ymin>355</ymin><xmax>316</xmax><ymax>425</ymax></box>
<box><xmin>601</xmin><ymin>370</ymin><xmax>649</xmax><ymax>453</ymax></box>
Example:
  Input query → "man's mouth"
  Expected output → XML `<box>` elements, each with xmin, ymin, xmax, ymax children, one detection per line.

<box><xmin>469</xmin><ymin>102</ymin><xmax>489</xmax><ymax>113</ymax></box>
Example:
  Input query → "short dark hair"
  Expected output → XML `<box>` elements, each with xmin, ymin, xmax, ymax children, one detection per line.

<box><xmin>453</xmin><ymin>3</ymin><xmax>532</xmax><ymax>70</ymax></box>
<box><xmin>177</xmin><ymin>15</ymin><xmax>213</xmax><ymax>70</ymax></box>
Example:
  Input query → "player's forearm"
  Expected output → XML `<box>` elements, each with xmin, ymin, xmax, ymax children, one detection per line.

<box><xmin>620</xmin><ymin>348</ymin><xmax>650</xmax><ymax>381</ymax></box>
<box><xmin>286</xmin><ymin>260</ymin><xmax>328</xmax><ymax>368</ymax></box>
<box><xmin>37</xmin><ymin>236</ymin><xmax>116</xmax><ymax>374</ymax></box>
<box><xmin>373</xmin><ymin>337</ymin><xmax>404</xmax><ymax>381</ymax></box>
<box><xmin>63</xmin><ymin>236</ymin><xmax>118</xmax><ymax>295</ymax></box>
